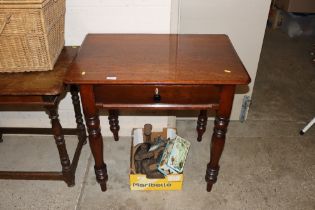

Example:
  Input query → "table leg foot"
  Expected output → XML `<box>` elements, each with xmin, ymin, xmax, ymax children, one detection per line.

<box><xmin>95</xmin><ymin>165</ymin><xmax>108</xmax><ymax>192</ymax></box>
<box><xmin>206</xmin><ymin>183</ymin><xmax>213</xmax><ymax>192</ymax></box>
<box><xmin>205</xmin><ymin>164</ymin><xmax>219</xmax><ymax>192</ymax></box>
<box><xmin>100</xmin><ymin>183</ymin><xmax>107</xmax><ymax>192</ymax></box>
<box><xmin>108</xmin><ymin>110</ymin><xmax>120</xmax><ymax>141</ymax></box>
<box><xmin>196</xmin><ymin>110</ymin><xmax>208</xmax><ymax>142</ymax></box>
<box><xmin>66</xmin><ymin>178</ymin><xmax>75</xmax><ymax>187</ymax></box>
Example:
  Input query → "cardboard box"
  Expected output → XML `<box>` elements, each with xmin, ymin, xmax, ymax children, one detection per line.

<box><xmin>130</xmin><ymin>174</ymin><xmax>183</xmax><ymax>191</ymax></box>
<box><xmin>130</xmin><ymin>128</ymin><xmax>184</xmax><ymax>191</ymax></box>
<box><xmin>275</xmin><ymin>0</ymin><xmax>315</xmax><ymax>13</ymax></box>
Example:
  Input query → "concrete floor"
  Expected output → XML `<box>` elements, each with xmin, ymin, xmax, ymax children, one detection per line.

<box><xmin>1</xmin><ymin>30</ymin><xmax>315</xmax><ymax>210</ymax></box>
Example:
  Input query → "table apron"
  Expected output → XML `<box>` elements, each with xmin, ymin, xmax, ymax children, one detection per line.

<box><xmin>93</xmin><ymin>84</ymin><xmax>221</xmax><ymax>110</ymax></box>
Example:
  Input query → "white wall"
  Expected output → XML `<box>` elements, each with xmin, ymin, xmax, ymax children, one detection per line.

<box><xmin>0</xmin><ymin>0</ymin><xmax>172</xmax><ymax>136</ymax></box>
<box><xmin>65</xmin><ymin>0</ymin><xmax>171</xmax><ymax>45</ymax></box>
<box><xmin>178</xmin><ymin>0</ymin><xmax>271</xmax><ymax>120</ymax></box>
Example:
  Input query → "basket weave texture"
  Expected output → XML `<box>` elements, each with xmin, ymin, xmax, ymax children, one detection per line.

<box><xmin>0</xmin><ymin>0</ymin><xmax>65</xmax><ymax>73</ymax></box>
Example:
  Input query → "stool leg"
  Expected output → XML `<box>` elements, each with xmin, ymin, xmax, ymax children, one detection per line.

<box><xmin>70</xmin><ymin>85</ymin><xmax>87</xmax><ymax>144</ymax></box>
<box><xmin>108</xmin><ymin>110</ymin><xmax>120</xmax><ymax>141</ymax></box>
<box><xmin>46</xmin><ymin>105</ymin><xmax>74</xmax><ymax>187</ymax></box>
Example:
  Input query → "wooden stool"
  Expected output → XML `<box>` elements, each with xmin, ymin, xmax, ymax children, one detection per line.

<box><xmin>0</xmin><ymin>47</ymin><xmax>87</xmax><ymax>187</ymax></box>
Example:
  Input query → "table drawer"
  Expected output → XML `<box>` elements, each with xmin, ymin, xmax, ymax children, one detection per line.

<box><xmin>94</xmin><ymin>85</ymin><xmax>220</xmax><ymax>110</ymax></box>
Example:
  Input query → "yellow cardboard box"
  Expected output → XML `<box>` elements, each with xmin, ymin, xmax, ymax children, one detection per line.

<box><xmin>130</xmin><ymin>128</ymin><xmax>183</xmax><ymax>191</ymax></box>
<box><xmin>130</xmin><ymin>174</ymin><xmax>183</xmax><ymax>191</ymax></box>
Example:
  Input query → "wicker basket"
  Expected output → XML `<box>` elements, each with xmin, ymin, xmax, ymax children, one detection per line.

<box><xmin>0</xmin><ymin>0</ymin><xmax>65</xmax><ymax>73</ymax></box>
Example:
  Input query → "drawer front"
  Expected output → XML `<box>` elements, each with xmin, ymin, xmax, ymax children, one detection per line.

<box><xmin>94</xmin><ymin>85</ymin><xmax>220</xmax><ymax>110</ymax></box>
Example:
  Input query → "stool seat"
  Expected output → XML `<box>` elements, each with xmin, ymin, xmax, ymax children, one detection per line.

<box><xmin>0</xmin><ymin>47</ymin><xmax>77</xmax><ymax>96</ymax></box>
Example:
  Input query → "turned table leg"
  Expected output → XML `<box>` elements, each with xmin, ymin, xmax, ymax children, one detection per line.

<box><xmin>108</xmin><ymin>110</ymin><xmax>120</xmax><ymax>141</ymax></box>
<box><xmin>46</xmin><ymin>105</ymin><xmax>73</xmax><ymax>187</ymax></box>
<box><xmin>70</xmin><ymin>85</ymin><xmax>87</xmax><ymax>145</ymax></box>
<box><xmin>80</xmin><ymin>85</ymin><xmax>108</xmax><ymax>191</ymax></box>
<box><xmin>196</xmin><ymin>110</ymin><xmax>208</xmax><ymax>142</ymax></box>
<box><xmin>206</xmin><ymin>85</ymin><xmax>235</xmax><ymax>192</ymax></box>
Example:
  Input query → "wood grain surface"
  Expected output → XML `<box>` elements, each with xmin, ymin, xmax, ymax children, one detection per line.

<box><xmin>65</xmin><ymin>34</ymin><xmax>251</xmax><ymax>85</ymax></box>
<box><xmin>0</xmin><ymin>47</ymin><xmax>78</xmax><ymax>96</ymax></box>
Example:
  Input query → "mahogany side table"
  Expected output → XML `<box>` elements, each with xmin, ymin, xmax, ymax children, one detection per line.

<box><xmin>0</xmin><ymin>47</ymin><xmax>87</xmax><ymax>187</ymax></box>
<box><xmin>64</xmin><ymin>34</ymin><xmax>251</xmax><ymax>192</ymax></box>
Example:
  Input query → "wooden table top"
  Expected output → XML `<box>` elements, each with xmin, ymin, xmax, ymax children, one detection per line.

<box><xmin>65</xmin><ymin>34</ymin><xmax>251</xmax><ymax>85</ymax></box>
<box><xmin>0</xmin><ymin>47</ymin><xmax>78</xmax><ymax>96</ymax></box>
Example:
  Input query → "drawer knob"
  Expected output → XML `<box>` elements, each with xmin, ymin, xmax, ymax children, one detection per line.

<box><xmin>153</xmin><ymin>88</ymin><xmax>161</xmax><ymax>103</ymax></box>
